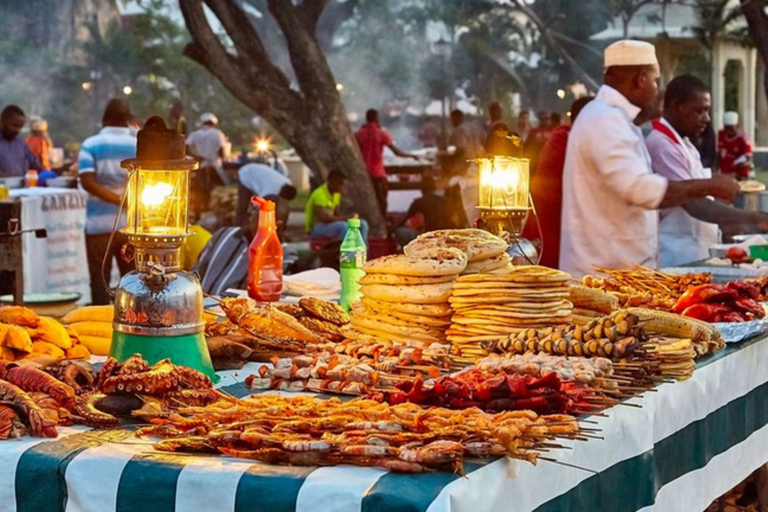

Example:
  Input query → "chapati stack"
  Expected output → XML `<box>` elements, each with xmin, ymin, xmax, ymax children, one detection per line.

<box><xmin>404</xmin><ymin>229</ymin><xmax>511</xmax><ymax>275</ymax></box>
<box><xmin>345</xmin><ymin>248</ymin><xmax>467</xmax><ymax>346</ymax></box>
<box><xmin>446</xmin><ymin>266</ymin><xmax>574</xmax><ymax>362</ymax></box>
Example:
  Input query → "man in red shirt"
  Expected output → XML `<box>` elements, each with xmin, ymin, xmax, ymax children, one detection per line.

<box><xmin>355</xmin><ymin>109</ymin><xmax>419</xmax><ymax>217</ymax></box>
<box><xmin>718</xmin><ymin>111</ymin><xmax>753</xmax><ymax>180</ymax></box>
<box><xmin>523</xmin><ymin>97</ymin><xmax>593</xmax><ymax>268</ymax></box>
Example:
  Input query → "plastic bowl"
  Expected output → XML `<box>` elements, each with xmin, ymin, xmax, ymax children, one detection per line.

<box><xmin>0</xmin><ymin>176</ymin><xmax>24</xmax><ymax>189</ymax></box>
<box><xmin>46</xmin><ymin>177</ymin><xmax>77</xmax><ymax>188</ymax></box>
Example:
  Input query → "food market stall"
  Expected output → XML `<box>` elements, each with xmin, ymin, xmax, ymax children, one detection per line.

<box><xmin>0</xmin><ymin>329</ymin><xmax>766</xmax><ymax>512</ymax></box>
<box><xmin>3</xmin><ymin>122</ymin><xmax>768</xmax><ymax>512</ymax></box>
<box><xmin>7</xmin><ymin>187</ymin><xmax>90</xmax><ymax>303</ymax></box>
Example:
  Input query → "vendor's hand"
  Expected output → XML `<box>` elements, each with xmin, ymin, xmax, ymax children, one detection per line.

<box><xmin>410</xmin><ymin>155</ymin><xmax>421</xmax><ymax>161</ymax></box>
<box><xmin>708</xmin><ymin>173</ymin><xmax>740</xmax><ymax>203</ymax></box>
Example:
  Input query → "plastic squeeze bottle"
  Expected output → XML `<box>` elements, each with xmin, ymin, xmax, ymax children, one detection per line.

<box><xmin>339</xmin><ymin>217</ymin><xmax>367</xmax><ymax>311</ymax></box>
<box><xmin>247</xmin><ymin>197</ymin><xmax>283</xmax><ymax>302</ymax></box>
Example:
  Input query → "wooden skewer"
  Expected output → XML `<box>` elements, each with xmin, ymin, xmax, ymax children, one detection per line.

<box><xmin>203</xmin><ymin>292</ymin><xmax>223</xmax><ymax>303</ymax></box>
<box><xmin>538</xmin><ymin>457</ymin><xmax>598</xmax><ymax>474</ymax></box>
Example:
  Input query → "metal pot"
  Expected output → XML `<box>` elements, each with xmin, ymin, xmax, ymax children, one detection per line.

<box><xmin>743</xmin><ymin>191</ymin><xmax>761</xmax><ymax>212</ymax></box>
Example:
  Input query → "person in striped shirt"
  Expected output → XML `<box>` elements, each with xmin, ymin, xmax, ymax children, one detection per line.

<box><xmin>78</xmin><ymin>99</ymin><xmax>137</xmax><ymax>305</ymax></box>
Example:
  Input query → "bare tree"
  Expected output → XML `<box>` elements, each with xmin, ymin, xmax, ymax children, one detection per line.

<box><xmin>178</xmin><ymin>0</ymin><xmax>384</xmax><ymax>234</ymax></box>
<box><xmin>741</xmin><ymin>0</ymin><xmax>768</xmax><ymax>105</ymax></box>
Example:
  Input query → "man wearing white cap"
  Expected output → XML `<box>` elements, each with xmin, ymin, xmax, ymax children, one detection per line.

<box><xmin>559</xmin><ymin>40</ymin><xmax>739</xmax><ymax>277</ymax></box>
<box><xmin>718</xmin><ymin>111</ymin><xmax>753</xmax><ymax>180</ymax></box>
<box><xmin>186</xmin><ymin>112</ymin><xmax>230</xmax><ymax>214</ymax></box>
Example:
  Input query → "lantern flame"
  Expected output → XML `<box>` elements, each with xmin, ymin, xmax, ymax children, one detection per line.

<box><xmin>141</xmin><ymin>182</ymin><xmax>174</xmax><ymax>207</ymax></box>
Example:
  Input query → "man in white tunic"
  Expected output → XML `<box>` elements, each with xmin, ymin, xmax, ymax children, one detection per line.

<box><xmin>646</xmin><ymin>74</ymin><xmax>768</xmax><ymax>266</ymax></box>
<box><xmin>559</xmin><ymin>40</ymin><xmax>739</xmax><ymax>277</ymax></box>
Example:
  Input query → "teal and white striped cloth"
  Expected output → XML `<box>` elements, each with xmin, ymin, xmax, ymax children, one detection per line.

<box><xmin>4</xmin><ymin>336</ymin><xmax>768</xmax><ymax>512</ymax></box>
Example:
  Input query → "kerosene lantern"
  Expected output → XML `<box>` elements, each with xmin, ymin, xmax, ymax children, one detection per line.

<box><xmin>475</xmin><ymin>155</ymin><xmax>539</xmax><ymax>265</ymax></box>
<box><xmin>111</xmin><ymin>116</ymin><xmax>216</xmax><ymax>379</ymax></box>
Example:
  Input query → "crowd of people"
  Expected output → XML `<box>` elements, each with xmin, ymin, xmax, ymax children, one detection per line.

<box><xmin>0</xmin><ymin>37</ymin><xmax>761</xmax><ymax>303</ymax></box>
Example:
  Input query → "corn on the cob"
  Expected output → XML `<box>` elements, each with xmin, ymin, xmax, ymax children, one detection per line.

<box><xmin>625</xmin><ymin>308</ymin><xmax>712</xmax><ymax>343</ymax></box>
<box><xmin>68</xmin><ymin>321</ymin><xmax>113</xmax><ymax>339</ymax></box>
<box><xmin>61</xmin><ymin>306</ymin><xmax>114</xmax><ymax>325</ymax></box>
<box><xmin>569</xmin><ymin>286</ymin><xmax>618</xmax><ymax>314</ymax></box>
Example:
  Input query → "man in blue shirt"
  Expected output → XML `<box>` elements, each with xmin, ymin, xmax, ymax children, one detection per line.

<box><xmin>78</xmin><ymin>99</ymin><xmax>137</xmax><ymax>304</ymax></box>
<box><xmin>0</xmin><ymin>105</ymin><xmax>41</xmax><ymax>177</ymax></box>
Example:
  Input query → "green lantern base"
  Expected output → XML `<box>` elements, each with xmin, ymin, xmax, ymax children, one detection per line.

<box><xmin>110</xmin><ymin>331</ymin><xmax>218</xmax><ymax>383</ymax></box>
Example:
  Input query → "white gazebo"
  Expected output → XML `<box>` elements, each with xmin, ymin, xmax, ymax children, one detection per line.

<box><xmin>591</xmin><ymin>2</ymin><xmax>759</xmax><ymax>146</ymax></box>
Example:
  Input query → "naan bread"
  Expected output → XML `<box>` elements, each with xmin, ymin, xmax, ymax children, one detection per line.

<box><xmin>361</xmin><ymin>282</ymin><xmax>454</xmax><ymax>304</ymax></box>
<box><xmin>363</xmin><ymin>248</ymin><xmax>467</xmax><ymax>276</ymax></box>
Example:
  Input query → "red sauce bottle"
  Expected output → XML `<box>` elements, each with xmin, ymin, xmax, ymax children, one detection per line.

<box><xmin>247</xmin><ymin>197</ymin><xmax>283</xmax><ymax>302</ymax></box>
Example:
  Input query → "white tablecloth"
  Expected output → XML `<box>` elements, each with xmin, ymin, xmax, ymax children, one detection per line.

<box><xmin>10</xmin><ymin>188</ymin><xmax>90</xmax><ymax>303</ymax></box>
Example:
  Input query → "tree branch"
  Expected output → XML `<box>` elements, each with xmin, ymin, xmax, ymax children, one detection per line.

<box><xmin>301</xmin><ymin>0</ymin><xmax>331</xmax><ymax>31</ymax></box>
<box><xmin>179</xmin><ymin>0</ymin><xmax>303</xmax><ymax>123</ymax></box>
<box><xmin>267</xmin><ymin>0</ymin><xmax>339</xmax><ymax>104</ymax></box>
<box><xmin>203</xmin><ymin>0</ymin><xmax>291</xmax><ymax>89</ymax></box>
<box><xmin>508</xmin><ymin>0</ymin><xmax>600</xmax><ymax>92</ymax></box>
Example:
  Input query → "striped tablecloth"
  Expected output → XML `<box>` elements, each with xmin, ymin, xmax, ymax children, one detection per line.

<box><xmin>4</xmin><ymin>335</ymin><xmax>768</xmax><ymax>512</ymax></box>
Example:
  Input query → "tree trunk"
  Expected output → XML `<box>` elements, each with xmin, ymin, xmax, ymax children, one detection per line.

<box><xmin>179</xmin><ymin>0</ymin><xmax>385</xmax><ymax>236</ymax></box>
<box><xmin>741</xmin><ymin>0</ymin><xmax>768</xmax><ymax>108</ymax></box>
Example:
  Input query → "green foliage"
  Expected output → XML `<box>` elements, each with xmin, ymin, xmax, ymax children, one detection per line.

<box><xmin>0</xmin><ymin>1</ymin><xmax>267</xmax><ymax>157</ymax></box>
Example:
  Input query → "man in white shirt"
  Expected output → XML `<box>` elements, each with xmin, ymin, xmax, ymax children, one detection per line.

<box><xmin>186</xmin><ymin>113</ymin><xmax>229</xmax><ymax>216</ymax></box>
<box><xmin>646</xmin><ymin>74</ymin><xmax>768</xmax><ymax>266</ymax></box>
<box><xmin>236</xmin><ymin>162</ymin><xmax>297</xmax><ymax>224</ymax></box>
<box><xmin>559</xmin><ymin>40</ymin><xmax>739</xmax><ymax>277</ymax></box>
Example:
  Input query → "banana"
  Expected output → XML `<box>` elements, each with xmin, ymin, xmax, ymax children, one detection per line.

<box><xmin>79</xmin><ymin>336</ymin><xmax>111</xmax><ymax>356</ymax></box>
<box><xmin>61</xmin><ymin>306</ymin><xmax>114</xmax><ymax>325</ymax></box>
<box><xmin>69</xmin><ymin>321</ymin><xmax>113</xmax><ymax>339</ymax></box>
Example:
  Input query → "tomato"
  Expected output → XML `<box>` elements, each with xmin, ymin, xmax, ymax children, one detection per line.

<box><xmin>726</xmin><ymin>246</ymin><xmax>749</xmax><ymax>262</ymax></box>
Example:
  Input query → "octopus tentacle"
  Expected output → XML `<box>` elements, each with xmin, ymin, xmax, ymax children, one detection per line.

<box><xmin>175</xmin><ymin>367</ymin><xmax>213</xmax><ymax>390</ymax></box>
<box><xmin>119</xmin><ymin>354</ymin><xmax>151</xmax><ymax>376</ymax></box>
<box><xmin>73</xmin><ymin>392</ymin><xmax>120</xmax><ymax>428</ymax></box>
<box><xmin>102</xmin><ymin>361</ymin><xmax>178</xmax><ymax>395</ymax></box>
<box><xmin>98</xmin><ymin>358</ymin><xmax>120</xmax><ymax>391</ymax></box>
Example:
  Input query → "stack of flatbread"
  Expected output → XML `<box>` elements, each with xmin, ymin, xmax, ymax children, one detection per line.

<box><xmin>344</xmin><ymin>248</ymin><xmax>468</xmax><ymax>346</ymax></box>
<box><xmin>404</xmin><ymin>229</ymin><xmax>511</xmax><ymax>275</ymax></box>
<box><xmin>446</xmin><ymin>266</ymin><xmax>573</xmax><ymax>363</ymax></box>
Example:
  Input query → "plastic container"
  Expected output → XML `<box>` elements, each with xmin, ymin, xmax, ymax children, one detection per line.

<box><xmin>38</xmin><ymin>170</ymin><xmax>56</xmax><ymax>187</ymax></box>
<box><xmin>749</xmin><ymin>244</ymin><xmax>768</xmax><ymax>261</ymax></box>
<box><xmin>247</xmin><ymin>197</ymin><xmax>283</xmax><ymax>302</ymax></box>
<box><xmin>340</xmin><ymin>217</ymin><xmax>367</xmax><ymax>311</ymax></box>
<box><xmin>25</xmin><ymin>170</ymin><xmax>38</xmax><ymax>188</ymax></box>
